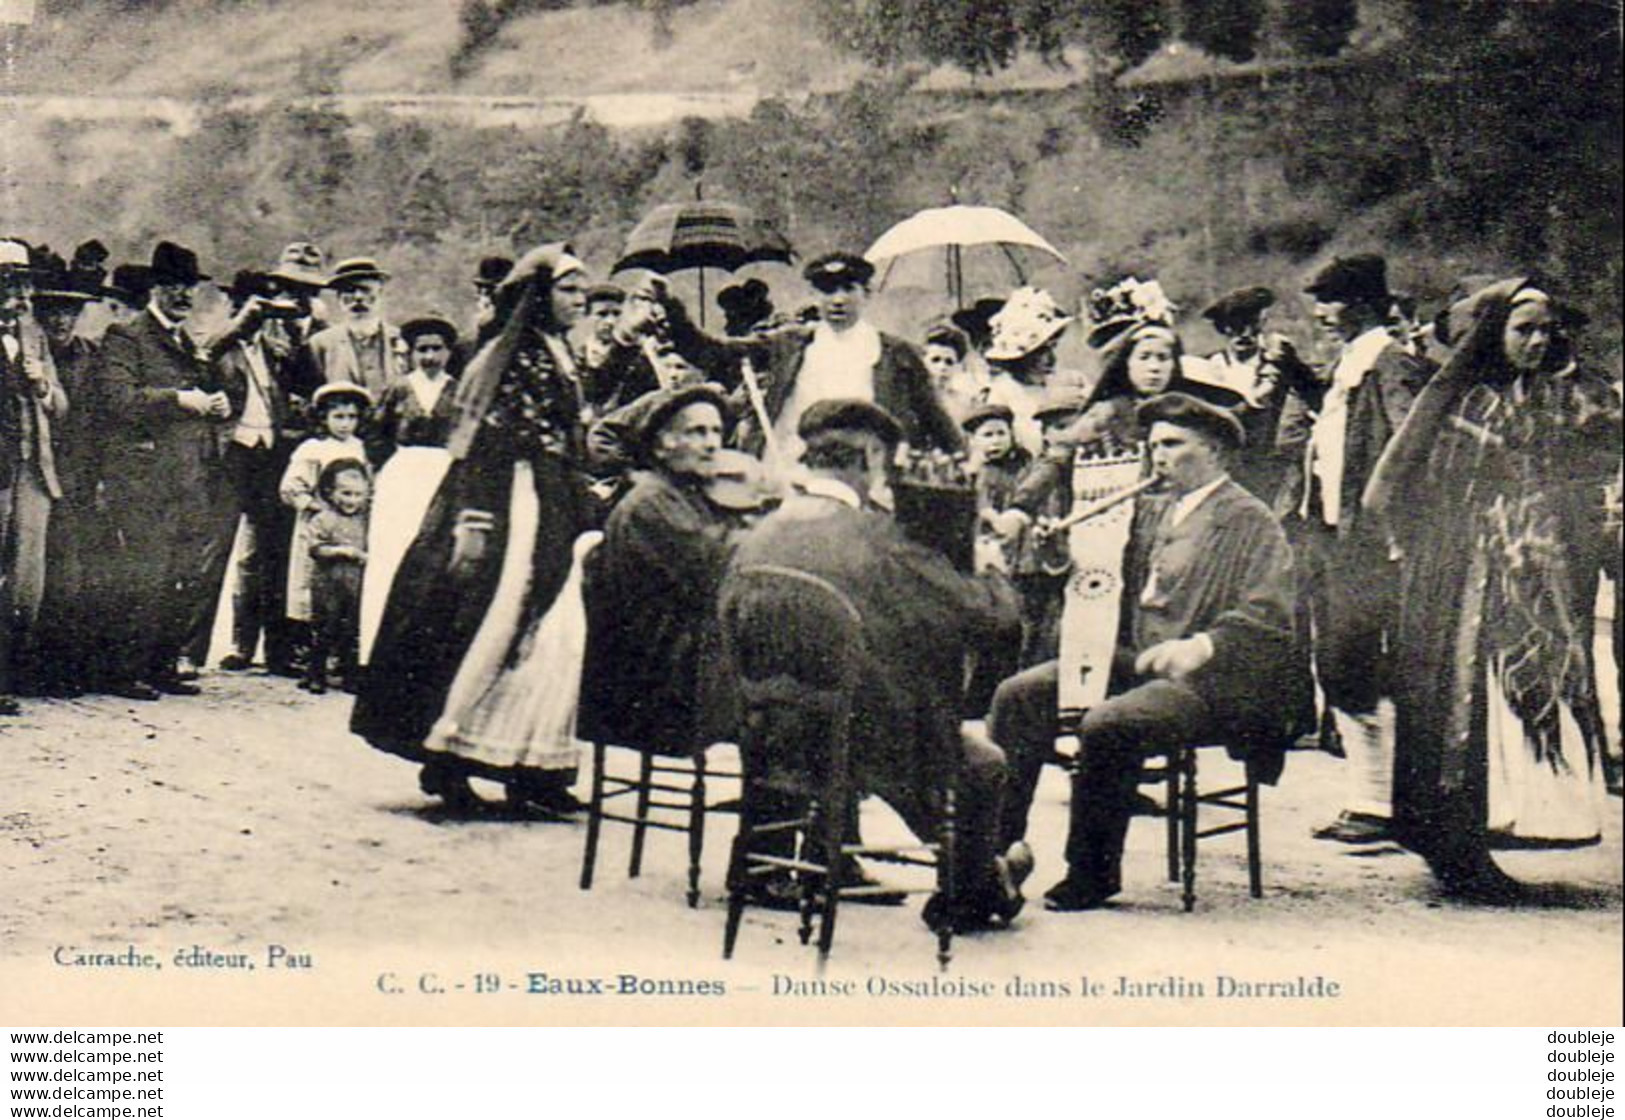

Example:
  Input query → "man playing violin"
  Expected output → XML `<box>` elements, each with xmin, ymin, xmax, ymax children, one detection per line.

<box><xmin>987</xmin><ymin>392</ymin><xmax>1309</xmax><ymax>911</ymax></box>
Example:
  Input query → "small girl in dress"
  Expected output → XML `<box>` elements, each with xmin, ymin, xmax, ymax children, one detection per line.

<box><xmin>281</xmin><ymin>382</ymin><xmax>373</xmax><ymax>655</ymax></box>
<box><xmin>304</xmin><ymin>459</ymin><xmax>371</xmax><ymax>694</ymax></box>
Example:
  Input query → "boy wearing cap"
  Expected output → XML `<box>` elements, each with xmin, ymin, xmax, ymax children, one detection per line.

<box><xmin>989</xmin><ymin>392</ymin><xmax>1307</xmax><ymax>910</ymax></box>
<box><xmin>648</xmin><ymin>251</ymin><xmax>961</xmax><ymax>473</ymax></box>
<box><xmin>1292</xmin><ymin>253</ymin><xmax>1429</xmax><ymax>845</ymax></box>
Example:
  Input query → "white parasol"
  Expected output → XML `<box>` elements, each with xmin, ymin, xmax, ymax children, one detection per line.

<box><xmin>864</xmin><ymin>205</ymin><xmax>1069</xmax><ymax>308</ymax></box>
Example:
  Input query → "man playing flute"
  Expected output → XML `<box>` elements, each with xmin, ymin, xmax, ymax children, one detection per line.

<box><xmin>988</xmin><ymin>392</ymin><xmax>1310</xmax><ymax>911</ymax></box>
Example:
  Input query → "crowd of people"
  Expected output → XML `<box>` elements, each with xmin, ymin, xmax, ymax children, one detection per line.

<box><xmin>1</xmin><ymin>226</ymin><xmax>1619</xmax><ymax>931</ymax></box>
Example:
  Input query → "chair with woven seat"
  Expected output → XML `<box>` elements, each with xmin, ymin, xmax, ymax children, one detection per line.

<box><xmin>718</xmin><ymin>564</ymin><xmax>955</xmax><ymax>971</ymax></box>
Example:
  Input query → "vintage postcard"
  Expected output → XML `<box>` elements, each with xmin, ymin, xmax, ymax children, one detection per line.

<box><xmin>2</xmin><ymin>0</ymin><xmax>1619</xmax><ymax>1028</ymax></box>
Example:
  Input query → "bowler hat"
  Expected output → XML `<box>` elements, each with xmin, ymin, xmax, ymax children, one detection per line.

<box><xmin>1305</xmin><ymin>254</ymin><xmax>1389</xmax><ymax>306</ymax></box>
<box><xmin>1136</xmin><ymin>391</ymin><xmax>1245</xmax><ymax>450</ymax></box>
<box><xmin>1202</xmin><ymin>286</ymin><xmax>1275</xmax><ymax>332</ymax></box>
<box><xmin>717</xmin><ymin>278</ymin><xmax>774</xmax><ymax>335</ymax></box>
<box><xmin>268</xmin><ymin>241</ymin><xmax>328</xmax><ymax>290</ymax></box>
<box><xmin>104</xmin><ymin>264</ymin><xmax>153</xmax><ymax>308</ymax></box>
<box><xmin>325</xmin><ymin>258</ymin><xmax>390</xmax><ymax>290</ymax></box>
<box><xmin>474</xmin><ymin>255</ymin><xmax>514</xmax><ymax>291</ymax></box>
<box><xmin>149</xmin><ymin>240</ymin><xmax>210</xmax><ymax>286</ymax></box>
<box><xmin>803</xmin><ymin>252</ymin><xmax>874</xmax><ymax>293</ymax></box>
<box><xmin>960</xmin><ymin>401</ymin><xmax>1015</xmax><ymax>434</ymax></box>
<box><xmin>797</xmin><ymin>398</ymin><xmax>902</xmax><ymax>448</ymax></box>
<box><xmin>400</xmin><ymin>315</ymin><xmax>459</xmax><ymax>349</ymax></box>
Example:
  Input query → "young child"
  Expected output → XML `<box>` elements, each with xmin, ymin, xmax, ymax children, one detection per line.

<box><xmin>281</xmin><ymin>382</ymin><xmax>372</xmax><ymax>657</ymax></box>
<box><xmin>962</xmin><ymin>402</ymin><xmax>1031</xmax><ymax>525</ymax></box>
<box><xmin>304</xmin><ymin>459</ymin><xmax>371</xmax><ymax>694</ymax></box>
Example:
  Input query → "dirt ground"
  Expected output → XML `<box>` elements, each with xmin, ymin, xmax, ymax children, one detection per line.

<box><xmin>2</xmin><ymin>668</ymin><xmax>1620</xmax><ymax>1027</ymax></box>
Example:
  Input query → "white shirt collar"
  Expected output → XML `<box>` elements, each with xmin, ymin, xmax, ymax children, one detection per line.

<box><xmin>1170</xmin><ymin>473</ymin><xmax>1228</xmax><ymax>527</ymax></box>
<box><xmin>148</xmin><ymin>302</ymin><xmax>179</xmax><ymax>333</ymax></box>
<box><xmin>795</xmin><ymin>475</ymin><xmax>864</xmax><ymax>510</ymax></box>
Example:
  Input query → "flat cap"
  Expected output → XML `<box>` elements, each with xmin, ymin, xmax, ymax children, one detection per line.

<box><xmin>960</xmin><ymin>401</ymin><xmax>1014</xmax><ymax>433</ymax></box>
<box><xmin>1305</xmin><ymin>254</ymin><xmax>1389</xmax><ymax>305</ymax></box>
<box><xmin>1202</xmin><ymin>285</ymin><xmax>1275</xmax><ymax>330</ymax></box>
<box><xmin>1136</xmin><ymin>391</ymin><xmax>1245</xmax><ymax>449</ymax></box>
<box><xmin>797</xmin><ymin>398</ymin><xmax>902</xmax><ymax>447</ymax></box>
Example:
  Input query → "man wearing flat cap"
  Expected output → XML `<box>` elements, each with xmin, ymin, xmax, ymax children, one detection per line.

<box><xmin>1289</xmin><ymin>252</ymin><xmax>1429</xmax><ymax>845</ymax></box>
<box><xmin>722</xmin><ymin>398</ymin><xmax>1032</xmax><ymax>930</ymax></box>
<box><xmin>647</xmin><ymin>250</ymin><xmax>961</xmax><ymax>474</ymax></box>
<box><xmin>580</xmin><ymin>385</ymin><xmax>735</xmax><ymax>766</ymax></box>
<box><xmin>306</xmin><ymin>257</ymin><xmax>406</xmax><ymax>401</ymax></box>
<box><xmin>989</xmin><ymin>391</ymin><xmax>1308</xmax><ymax>910</ymax></box>
<box><xmin>99</xmin><ymin>240</ymin><xmax>233</xmax><ymax>699</ymax></box>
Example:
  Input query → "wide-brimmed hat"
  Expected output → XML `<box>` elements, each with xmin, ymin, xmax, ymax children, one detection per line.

<box><xmin>960</xmin><ymin>401</ymin><xmax>1015</xmax><ymax>434</ymax></box>
<box><xmin>950</xmin><ymin>297</ymin><xmax>1006</xmax><ymax>352</ymax></box>
<box><xmin>986</xmin><ymin>286</ymin><xmax>1073</xmax><ymax>361</ymax></box>
<box><xmin>311</xmin><ymin>381</ymin><xmax>374</xmax><ymax>411</ymax></box>
<box><xmin>1305</xmin><ymin>254</ymin><xmax>1390</xmax><ymax>306</ymax></box>
<box><xmin>268</xmin><ymin>241</ymin><xmax>328</xmax><ymax>290</ymax></box>
<box><xmin>474</xmin><ymin>255</ymin><xmax>514</xmax><ymax>291</ymax></box>
<box><xmin>1086</xmin><ymin>276</ymin><xmax>1177</xmax><ymax>349</ymax></box>
<box><xmin>325</xmin><ymin>257</ymin><xmax>390</xmax><ymax>290</ymax></box>
<box><xmin>0</xmin><ymin>238</ymin><xmax>31</xmax><ymax>276</ymax></box>
<box><xmin>400</xmin><ymin>315</ymin><xmax>459</xmax><ymax>349</ymax></box>
<box><xmin>797</xmin><ymin>397</ymin><xmax>902</xmax><ymax>448</ymax></box>
<box><xmin>28</xmin><ymin>244</ymin><xmax>97</xmax><ymax>306</ymax></box>
<box><xmin>149</xmin><ymin>240</ymin><xmax>210</xmax><ymax>286</ymax></box>
<box><xmin>717</xmin><ymin>277</ymin><xmax>774</xmax><ymax>335</ymax></box>
<box><xmin>1202</xmin><ymin>286</ymin><xmax>1275</xmax><ymax>332</ymax></box>
<box><xmin>803</xmin><ymin>252</ymin><xmax>874</xmax><ymax>293</ymax></box>
<box><xmin>1137</xmin><ymin>391</ymin><xmax>1245</xmax><ymax>449</ymax></box>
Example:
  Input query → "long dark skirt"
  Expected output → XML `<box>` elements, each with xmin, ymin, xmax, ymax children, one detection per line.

<box><xmin>351</xmin><ymin>452</ymin><xmax>582</xmax><ymax>774</ymax></box>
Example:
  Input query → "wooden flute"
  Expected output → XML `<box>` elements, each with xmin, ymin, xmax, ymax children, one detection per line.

<box><xmin>1039</xmin><ymin>474</ymin><xmax>1163</xmax><ymax>536</ymax></box>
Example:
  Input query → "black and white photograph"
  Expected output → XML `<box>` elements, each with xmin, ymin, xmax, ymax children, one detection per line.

<box><xmin>1</xmin><ymin>0</ymin><xmax>1620</xmax><ymax>1030</ymax></box>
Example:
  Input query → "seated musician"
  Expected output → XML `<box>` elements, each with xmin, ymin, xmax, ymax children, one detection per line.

<box><xmin>579</xmin><ymin>385</ymin><xmax>738</xmax><ymax>757</ymax></box>
<box><xmin>987</xmin><ymin>392</ymin><xmax>1308</xmax><ymax>911</ymax></box>
<box><xmin>723</xmin><ymin>399</ymin><xmax>1032</xmax><ymax>931</ymax></box>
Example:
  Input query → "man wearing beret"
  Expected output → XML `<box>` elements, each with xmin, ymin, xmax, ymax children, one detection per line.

<box><xmin>989</xmin><ymin>392</ymin><xmax>1308</xmax><ymax>910</ymax></box>
<box><xmin>1291</xmin><ymin>253</ymin><xmax>1429</xmax><ymax>845</ymax></box>
<box><xmin>723</xmin><ymin>398</ymin><xmax>1031</xmax><ymax>930</ymax></box>
<box><xmin>99</xmin><ymin>241</ymin><xmax>233</xmax><ymax>699</ymax></box>
<box><xmin>649</xmin><ymin>251</ymin><xmax>962</xmax><ymax>472</ymax></box>
<box><xmin>580</xmin><ymin>385</ymin><xmax>736</xmax><ymax>778</ymax></box>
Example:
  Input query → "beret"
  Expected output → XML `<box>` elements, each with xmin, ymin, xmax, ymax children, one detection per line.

<box><xmin>1136</xmin><ymin>391</ymin><xmax>1245</xmax><ymax>449</ymax></box>
<box><xmin>797</xmin><ymin>397</ymin><xmax>902</xmax><ymax>447</ymax></box>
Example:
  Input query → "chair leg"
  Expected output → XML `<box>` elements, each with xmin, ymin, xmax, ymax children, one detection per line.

<box><xmin>628</xmin><ymin>750</ymin><xmax>654</xmax><ymax>878</ymax></box>
<box><xmin>937</xmin><ymin>786</ymin><xmax>956</xmax><ymax>973</ymax></box>
<box><xmin>1180</xmin><ymin>748</ymin><xmax>1198</xmax><ymax>913</ymax></box>
<box><xmin>1246</xmin><ymin>767</ymin><xmax>1263</xmax><ymax>899</ymax></box>
<box><xmin>686</xmin><ymin>752</ymin><xmax>708</xmax><ymax>909</ymax></box>
<box><xmin>815</xmin><ymin>796</ymin><xmax>842</xmax><ymax>970</ymax></box>
<box><xmin>1165</xmin><ymin>762</ymin><xmax>1180</xmax><ymax>883</ymax></box>
<box><xmin>721</xmin><ymin>827</ymin><xmax>751</xmax><ymax>960</ymax></box>
<box><xmin>797</xmin><ymin>798</ymin><xmax>820</xmax><ymax>948</ymax></box>
<box><xmin>579</xmin><ymin>741</ymin><xmax>608</xmax><ymax>891</ymax></box>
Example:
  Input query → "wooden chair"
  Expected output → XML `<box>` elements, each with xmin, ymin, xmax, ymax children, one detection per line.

<box><xmin>718</xmin><ymin>564</ymin><xmax>956</xmax><ymax>971</ymax></box>
<box><xmin>1057</xmin><ymin>712</ymin><xmax>1264</xmax><ymax>912</ymax></box>
<box><xmin>578</xmin><ymin>741</ymin><xmax>739</xmax><ymax>908</ymax></box>
<box><xmin>1141</xmin><ymin>742</ymin><xmax>1263</xmax><ymax>912</ymax></box>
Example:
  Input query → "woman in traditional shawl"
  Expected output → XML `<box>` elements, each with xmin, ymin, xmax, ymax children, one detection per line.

<box><xmin>1364</xmin><ymin>278</ymin><xmax>1620</xmax><ymax>899</ymax></box>
<box><xmin>351</xmin><ymin>244</ymin><xmax>596</xmax><ymax>816</ymax></box>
